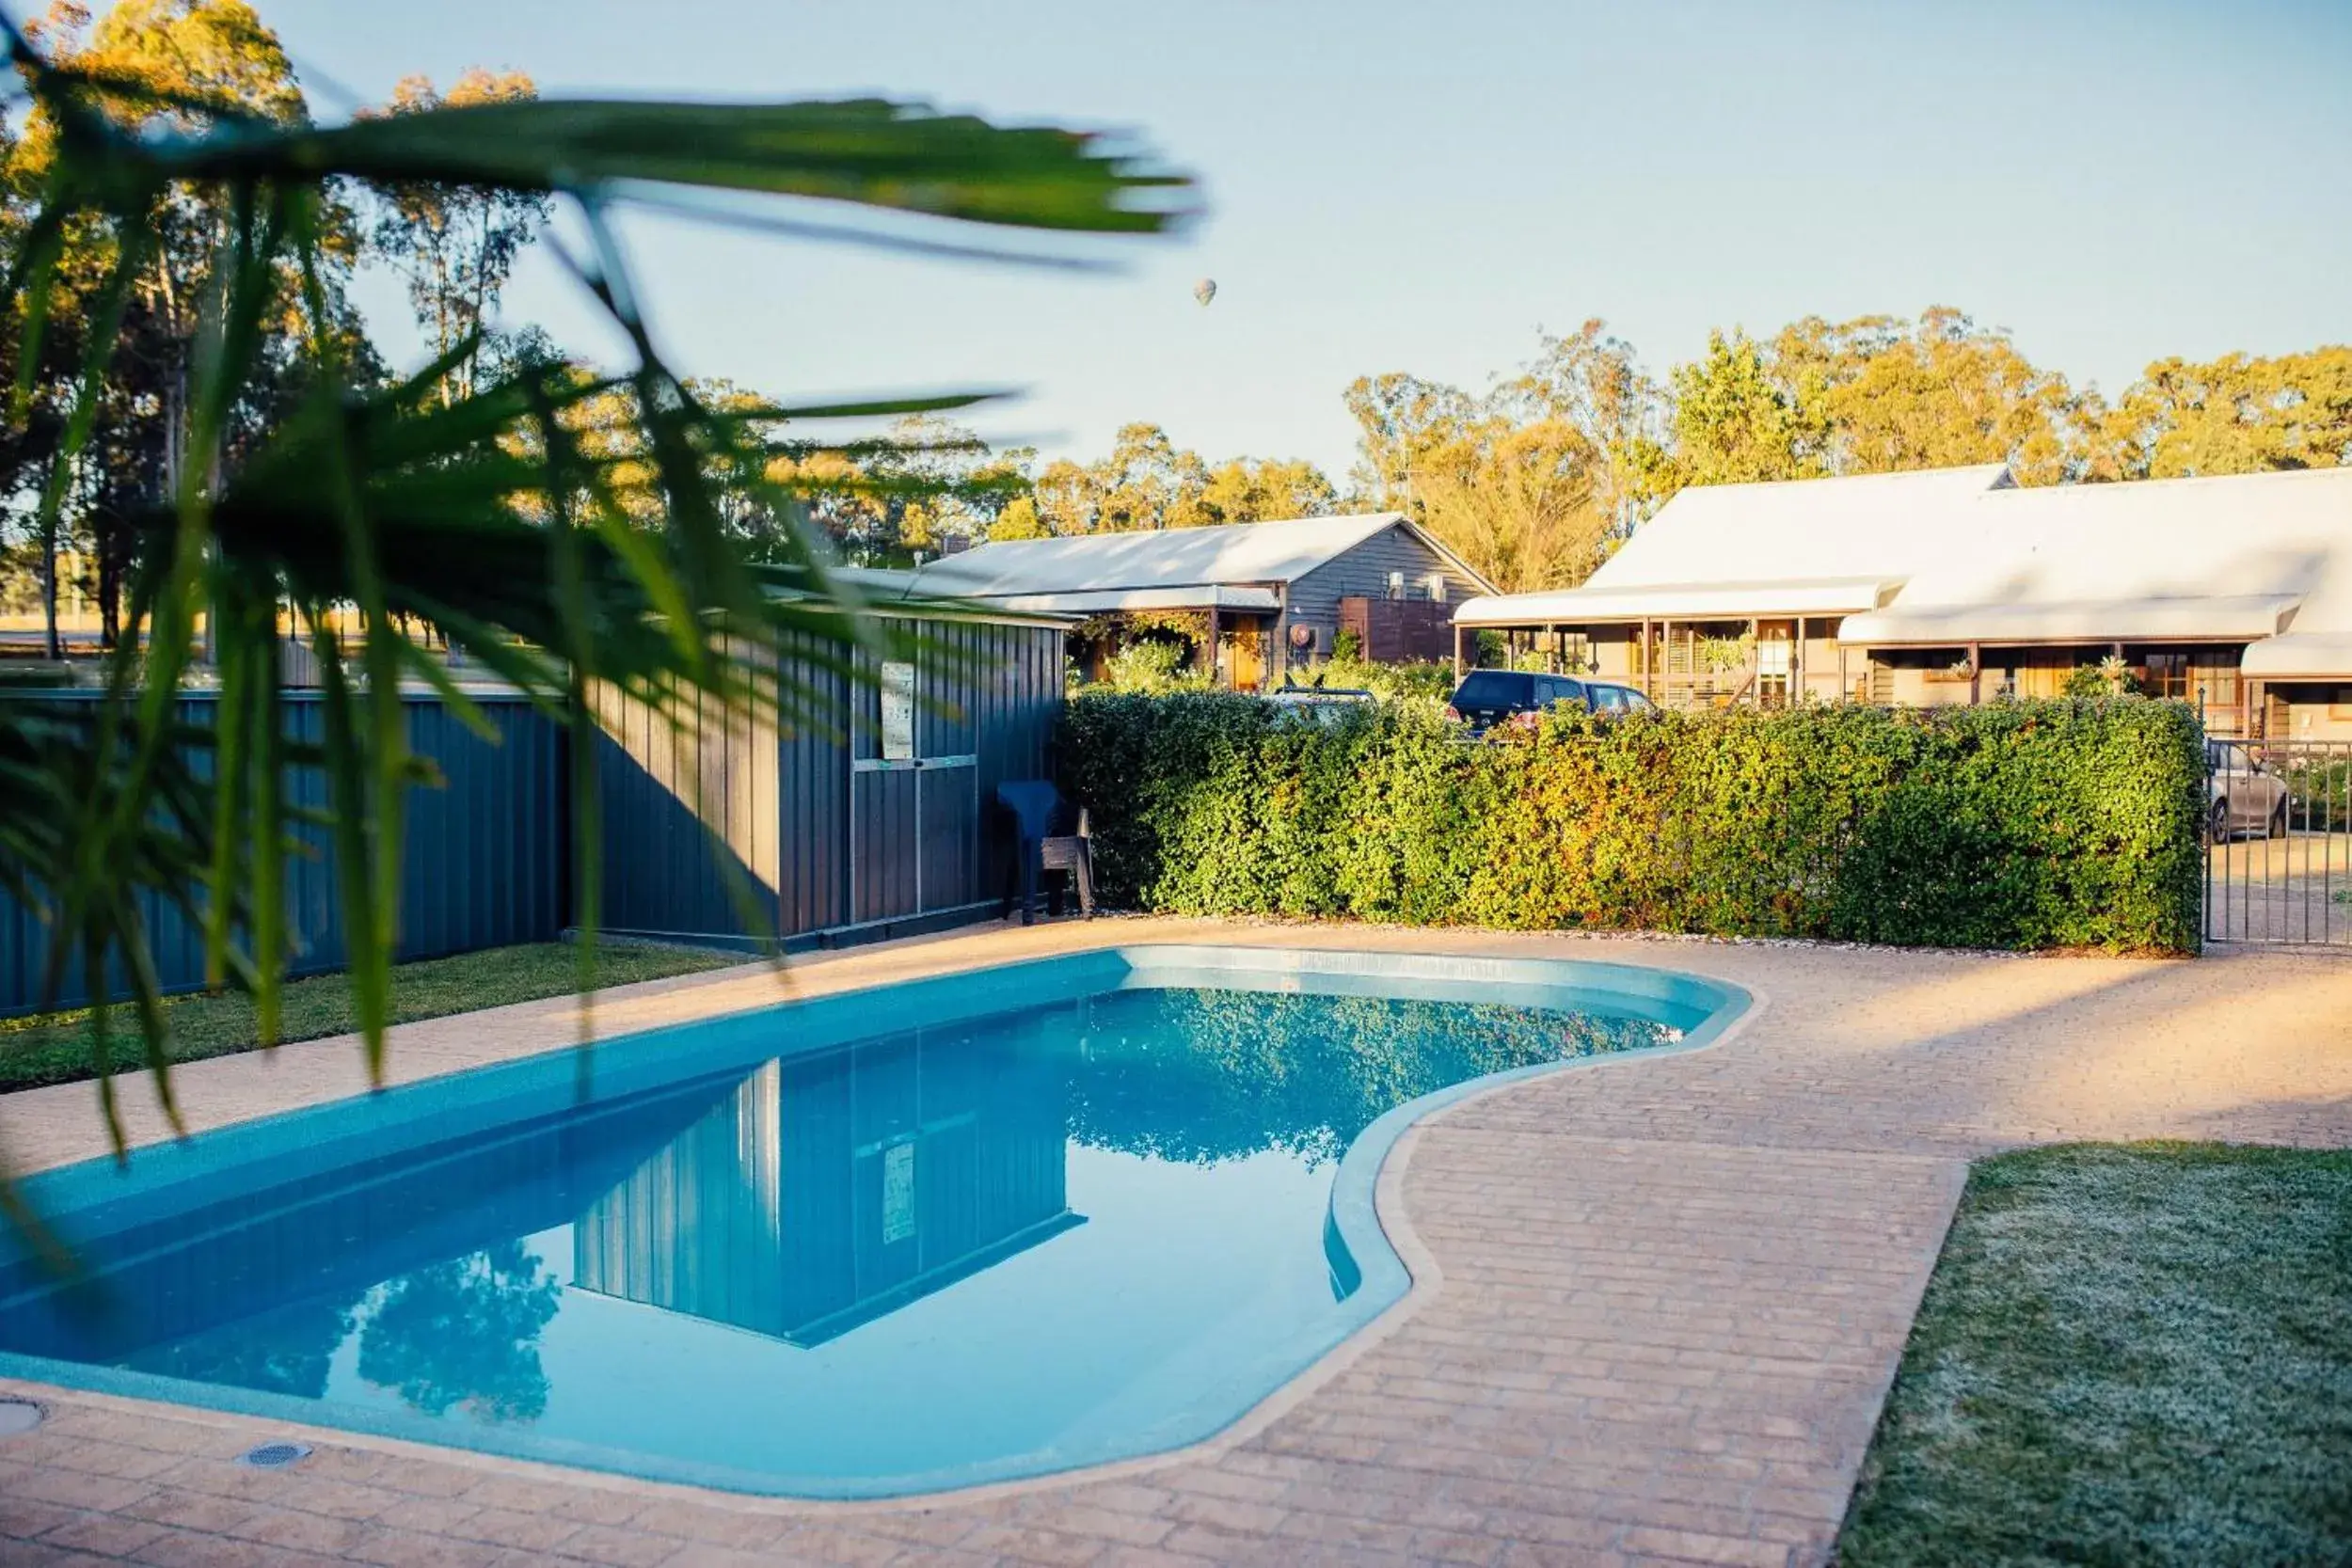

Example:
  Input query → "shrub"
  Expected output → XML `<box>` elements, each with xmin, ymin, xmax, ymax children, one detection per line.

<box><xmin>1281</xmin><ymin>655</ymin><xmax>1456</xmax><ymax>703</ymax></box>
<box><xmin>1093</xmin><ymin>638</ymin><xmax>1209</xmax><ymax>695</ymax></box>
<box><xmin>1057</xmin><ymin>694</ymin><xmax>2204</xmax><ymax>953</ymax></box>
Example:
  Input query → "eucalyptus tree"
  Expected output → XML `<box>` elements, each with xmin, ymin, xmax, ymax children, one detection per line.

<box><xmin>366</xmin><ymin>68</ymin><xmax>550</xmax><ymax>405</ymax></box>
<box><xmin>0</xmin><ymin>6</ymin><xmax>1190</xmax><ymax>1201</ymax></box>
<box><xmin>6</xmin><ymin>0</ymin><xmax>351</xmax><ymax>653</ymax></box>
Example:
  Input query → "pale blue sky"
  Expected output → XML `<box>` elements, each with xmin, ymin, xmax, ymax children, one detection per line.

<box><xmin>247</xmin><ymin>0</ymin><xmax>2350</xmax><ymax>481</ymax></box>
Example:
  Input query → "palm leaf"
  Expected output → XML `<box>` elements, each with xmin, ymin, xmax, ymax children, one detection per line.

<box><xmin>167</xmin><ymin>98</ymin><xmax>1190</xmax><ymax>236</ymax></box>
<box><xmin>0</xmin><ymin>16</ymin><xmax>1191</xmax><ymax>1223</ymax></box>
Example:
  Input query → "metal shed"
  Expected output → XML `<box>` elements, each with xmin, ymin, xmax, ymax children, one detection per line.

<box><xmin>572</xmin><ymin>1026</ymin><xmax>1078</xmax><ymax>1346</ymax></box>
<box><xmin>592</xmin><ymin>609</ymin><xmax>1067</xmax><ymax>952</ymax></box>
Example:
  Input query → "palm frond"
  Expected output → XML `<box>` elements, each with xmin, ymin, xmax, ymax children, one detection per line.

<box><xmin>0</xmin><ymin>13</ymin><xmax>1191</xmax><ymax>1227</ymax></box>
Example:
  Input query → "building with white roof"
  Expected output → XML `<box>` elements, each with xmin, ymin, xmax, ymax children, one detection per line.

<box><xmin>874</xmin><ymin>514</ymin><xmax>1494</xmax><ymax>689</ymax></box>
<box><xmin>1454</xmin><ymin>464</ymin><xmax>2352</xmax><ymax>738</ymax></box>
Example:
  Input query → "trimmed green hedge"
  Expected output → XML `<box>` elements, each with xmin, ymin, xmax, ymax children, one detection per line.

<box><xmin>1057</xmin><ymin>695</ymin><xmax>2204</xmax><ymax>953</ymax></box>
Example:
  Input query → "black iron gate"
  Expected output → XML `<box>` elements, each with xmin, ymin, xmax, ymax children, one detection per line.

<box><xmin>2202</xmin><ymin>728</ymin><xmax>2352</xmax><ymax>946</ymax></box>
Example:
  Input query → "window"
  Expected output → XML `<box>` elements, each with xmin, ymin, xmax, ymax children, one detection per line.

<box><xmin>1450</xmin><ymin>673</ymin><xmax>1536</xmax><ymax>708</ymax></box>
<box><xmin>1424</xmin><ymin>573</ymin><xmax>1447</xmax><ymax>603</ymax></box>
<box><xmin>1591</xmin><ymin>685</ymin><xmax>1627</xmax><ymax>714</ymax></box>
<box><xmin>1542</xmin><ymin>677</ymin><xmax>1588</xmax><ymax>709</ymax></box>
<box><xmin>2144</xmin><ymin>649</ymin><xmax>2243</xmax><ymax>707</ymax></box>
<box><xmin>1386</xmin><ymin>570</ymin><xmax>1406</xmax><ymax>600</ymax></box>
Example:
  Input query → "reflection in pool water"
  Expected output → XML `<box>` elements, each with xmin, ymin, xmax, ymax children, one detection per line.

<box><xmin>0</xmin><ymin>958</ymin><xmax>1708</xmax><ymax>1495</ymax></box>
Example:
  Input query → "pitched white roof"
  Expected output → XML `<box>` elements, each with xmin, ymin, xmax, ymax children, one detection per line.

<box><xmin>1584</xmin><ymin>465</ymin><xmax>2012</xmax><ymax>588</ymax></box>
<box><xmin>1454</xmin><ymin>577</ymin><xmax>1896</xmax><ymax>626</ymax></box>
<box><xmin>968</xmin><ymin>585</ymin><xmax>1281</xmax><ymax>614</ymax></box>
<box><xmin>1841</xmin><ymin>467</ymin><xmax>2352</xmax><ymax>657</ymax></box>
<box><xmin>1457</xmin><ymin>462</ymin><xmax>2352</xmax><ymax>679</ymax></box>
<box><xmin>1454</xmin><ymin>465</ymin><xmax>2010</xmax><ymax>626</ymax></box>
<box><xmin>897</xmin><ymin>513</ymin><xmax>1490</xmax><ymax>601</ymax></box>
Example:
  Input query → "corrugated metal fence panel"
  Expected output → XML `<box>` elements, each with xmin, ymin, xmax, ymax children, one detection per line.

<box><xmin>851</xmin><ymin>769</ymin><xmax>921</xmax><ymax>925</ymax></box>
<box><xmin>916</xmin><ymin>621</ymin><xmax>979</xmax><ymax>761</ymax></box>
<box><xmin>0</xmin><ymin>692</ymin><xmax>566</xmax><ymax>1019</ymax></box>
<box><xmin>919</xmin><ymin>767</ymin><xmax>980</xmax><ymax>912</ymax></box>
<box><xmin>592</xmin><ymin>676</ymin><xmax>781</xmax><ymax>943</ymax></box>
<box><xmin>969</xmin><ymin>623</ymin><xmax>1065</xmax><ymax>903</ymax></box>
<box><xmin>777</xmin><ymin>635</ymin><xmax>850</xmax><ymax>939</ymax></box>
<box><xmin>385</xmin><ymin>697</ymin><xmax>568</xmax><ymax>966</ymax></box>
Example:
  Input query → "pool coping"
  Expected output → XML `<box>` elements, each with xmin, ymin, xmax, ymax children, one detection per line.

<box><xmin>0</xmin><ymin>939</ymin><xmax>1765</xmax><ymax>1514</ymax></box>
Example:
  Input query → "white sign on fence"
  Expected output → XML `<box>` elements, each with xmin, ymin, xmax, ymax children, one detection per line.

<box><xmin>881</xmin><ymin>660</ymin><xmax>916</xmax><ymax>760</ymax></box>
<box><xmin>882</xmin><ymin>1140</ymin><xmax>917</xmax><ymax>1243</ymax></box>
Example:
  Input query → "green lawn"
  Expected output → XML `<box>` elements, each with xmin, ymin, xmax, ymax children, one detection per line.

<box><xmin>0</xmin><ymin>942</ymin><xmax>742</xmax><ymax>1096</ymax></box>
<box><xmin>1839</xmin><ymin>1142</ymin><xmax>2352</xmax><ymax>1566</ymax></box>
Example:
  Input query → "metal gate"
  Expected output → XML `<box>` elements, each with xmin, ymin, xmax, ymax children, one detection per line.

<box><xmin>2202</xmin><ymin>729</ymin><xmax>2352</xmax><ymax>946</ymax></box>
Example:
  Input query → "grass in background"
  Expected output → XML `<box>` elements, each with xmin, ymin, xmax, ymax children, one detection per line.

<box><xmin>1838</xmin><ymin>1142</ymin><xmax>2352</xmax><ymax>1565</ymax></box>
<box><xmin>0</xmin><ymin>942</ymin><xmax>741</xmax><ymax>1095</ymax></box>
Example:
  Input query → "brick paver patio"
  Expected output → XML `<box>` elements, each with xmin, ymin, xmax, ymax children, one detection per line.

<box><xmin>2</xmin><ymin>921</ymin><xmax>2347</xmax><ymax>1567</ymax></box>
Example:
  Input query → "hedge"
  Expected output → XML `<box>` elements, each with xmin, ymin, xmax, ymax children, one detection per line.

<box><xmin>1057</xmin><ymin>694</ymin><xmax>2205</xmax><ymax>953</ymax></box>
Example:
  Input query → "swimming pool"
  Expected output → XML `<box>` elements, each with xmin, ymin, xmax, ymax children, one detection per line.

<box><xmin>0</xmin><ymin>945</ymin><xmax>1746</xmax><ymax>1497</ymax></box>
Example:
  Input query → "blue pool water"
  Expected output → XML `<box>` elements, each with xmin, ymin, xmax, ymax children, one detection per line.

<box><xmin>0</xmin><ymin>947</ymin><xmax>1742</xmax><ymax>1496</ymax></box>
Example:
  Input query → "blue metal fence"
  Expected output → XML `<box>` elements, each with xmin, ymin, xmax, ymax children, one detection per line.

<box><xmin>3</xmin><ymin>617</ymin><xmax>1067</xmax><ymax>1018</ymax></box>
<box><xmin>0</xmin><ymin>690</ymin><xmax>568</xmax><ymax>1019</ymax></box>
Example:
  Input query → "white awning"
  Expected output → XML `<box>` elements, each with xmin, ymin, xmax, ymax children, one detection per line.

<box><xmin>1839</xmin><ymin>594</ymin><xmax>2302</xmax><ymax>645</ymax></box>
<box><xmin>972</xmin><ymin>584</ymin><xmax>1280</xmax><ymax>615</ymax></box>
<box><xmin>2241</xmin><ymin>633</ymin><xmax>2352</xmax><ymax>679</ymax></box>
<box><xmin>1453</xmin><ymin>577</ymin><xmax>1898</xmax><ymax>627</ymax></box>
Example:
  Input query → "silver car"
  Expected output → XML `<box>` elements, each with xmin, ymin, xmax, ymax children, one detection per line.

<box><xmin>1583</xmin><ymin>682</ymin><xmax>1658</xmax><ymax>717</ymax></box>
<box><xmin>2206</xmin><ymin>739</ymin><xmax>2289</xmax><ymax>840</ymax></box>
<box><xmin>1267</xmin><ymin>687</ymin><xmax>1377</xmax><ymax>727</ymax></box>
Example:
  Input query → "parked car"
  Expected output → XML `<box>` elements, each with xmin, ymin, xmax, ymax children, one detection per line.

<box><xmin>2206</xmin><ymin>739</ymin><xmax>2290</xmax><ymax>840</ymax></box>
<box><xmin>1267</xmin><ymin>687</ymin><xmax>1377</xmax><ymax>727</ymax></box>
<box><xmin>1441</xmin><ymin>671</ymin><xmax>1654</xmax><ymax>734</ymax></box>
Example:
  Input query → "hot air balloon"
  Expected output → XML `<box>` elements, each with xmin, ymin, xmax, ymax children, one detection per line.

<box><xmin>1193</xmin><ymin>277</ymin><xmax>1217</xmax><ymax>308</ymax></box>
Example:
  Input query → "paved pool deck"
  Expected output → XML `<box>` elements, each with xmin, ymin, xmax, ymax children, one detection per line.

<box><xmin>1</xmin><ymin>921</ymin><xmax>2348</xmax><ymax>1568</ymax></box>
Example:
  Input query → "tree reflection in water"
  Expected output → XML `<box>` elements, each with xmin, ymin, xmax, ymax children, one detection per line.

<box><xmin>141</xmin><ymin>1296</ymin><xmax>361</xmax><ymax>1401</ymax></box>
<box><xmin>1064</xmin><ymin>989</ymin><xmax>1676</xmax><ymax>1166</ymax></box>
<box><xmin>358</xmin><ymin>1242</ymin><xmax>560</xmax><ymax>1422</ymax></box>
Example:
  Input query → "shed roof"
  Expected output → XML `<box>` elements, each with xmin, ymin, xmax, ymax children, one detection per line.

<box><xmin>895</xmin><ymin>513</ymin><xmax>1493</xmax><ymax>603</ymax></box>
<box><xmin>975</xmin><ymin>585</ymin><xmax>1281</xmax><ymax>615</ymax></box>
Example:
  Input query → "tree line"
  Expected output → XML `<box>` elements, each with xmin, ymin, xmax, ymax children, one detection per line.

<box><xmin>0</xmin><ymin>0</ymin><xmax>561</xmax><ymax>650</ymax></box>
<box><xmin>895</xmin><ymin>310</ymin><xmax>2348</xmax><ymax>596</ymax></box>
<box><xmin>1339</xmin><ymin>309</ymin><xmax>2349</xmax><ymax>593</ymax></box>
<box><xmin>4</xmin><ymin>2</ymin><xmax>2344</xmax><ymax>636</ymax></box>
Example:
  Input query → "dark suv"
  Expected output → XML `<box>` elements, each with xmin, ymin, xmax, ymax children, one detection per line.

<box><xmin>1443</xmin><ymin>671</ymin><xmax>1655</xmax><ymax>734</ymax></box>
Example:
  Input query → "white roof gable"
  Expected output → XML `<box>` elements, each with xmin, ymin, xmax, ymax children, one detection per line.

<box><xmin>1865</xmin><ymin>466</ymin><xmax>2351</xmax><ymax>610</ymax></box>
<box><xmin>904</xmin><ymin>513</ymin><xmax>1440</xmax><ymax>599</ymax></box>
<box><xmin>1582</xmin><ymin>465</ymin><xmax>2011</xmax><ymax>590</ymax></box>
<box><xmin>1843</xmin><ymin>466</ymin><xmax>2352</xmax><ymax>669</ymax></box>
<box><xmin>1454</xmin><ymin>465</ymin><xmax>2011</xmax><ymax>626</ymax></box>
<box><xmin>1454</xmin><ymin>462</ymin><xmax>2352</xmax><ymax>677</ymax></box>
